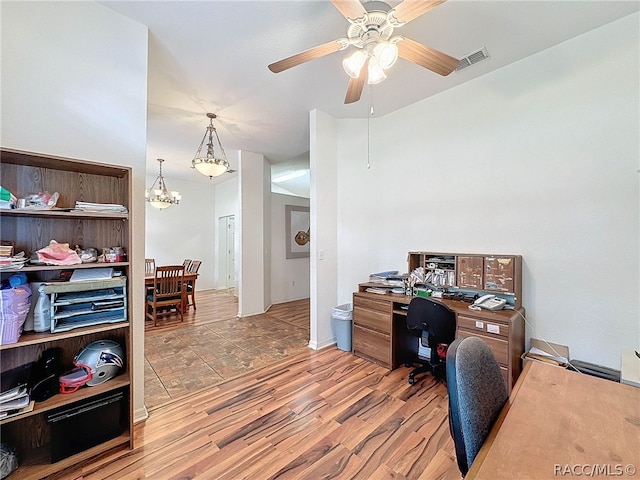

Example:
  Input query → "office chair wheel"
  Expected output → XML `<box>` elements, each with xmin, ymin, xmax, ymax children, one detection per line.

<box><xmin>404</xmin><ymin>362</ymin><xmax>412</xmax><ymax>368</ymax></box>
<box><xmin>408</xmin><ymin>376</ymin><xmax>417</xmax><ymax>385</ymax></box>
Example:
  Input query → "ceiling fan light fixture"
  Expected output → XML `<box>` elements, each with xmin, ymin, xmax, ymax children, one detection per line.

<box><xmin>146</xmin><ymin>158</ymin><xmax>181</xmax><ymax>209</ymax></box>
<box><xmin>343</xmin><ymin>50</ymin><xmax>367</xmax><ymax>78</ymax></box>
<box><xmin>372</xmin><ymin>41</ymin><xmax>398</xmax><ymax>69</ymax></box>
<box><xmin>367</xmin><ymin>56</ymin><xmax>387</xmax><ymax>84</ymax></box>
<box><xmin>192</xmin><ymin>113</ymin><xmax>230</xmax><ymax>179</ymax></box>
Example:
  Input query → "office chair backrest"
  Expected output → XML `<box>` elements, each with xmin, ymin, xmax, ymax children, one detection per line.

<box><xmin>446</xmin><ymin>336</ymin><xmax>508</xmax><ymax>476</ymax></box>
<box><xmin>406</xmin><ymin>296</ymin><xmax>456</xmax><ymax>342</ymax></box>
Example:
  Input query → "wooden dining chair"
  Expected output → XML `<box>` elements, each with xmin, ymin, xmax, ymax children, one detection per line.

<box><xmin>183</xmin><ymin>259</ymin><xmax>192</xmax><ymax>271</ymax></box>
<box><xmin>185</xmin><ymin>260</ymin><xmax>201</xmax><ymax>311</ymax></box>
<box><xmin>145</xmin><ymin>265</ymin><xmax>185</xmax><ymax>327</ymax></box>
<box><xmin>145</xmin><ymin>258</ymin><xmax>156</xmax><ymax>276</ymax></box>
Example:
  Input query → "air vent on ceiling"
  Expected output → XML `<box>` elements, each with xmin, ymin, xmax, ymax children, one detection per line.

<box><xmin>455</xmin><ymin>47</ymin><xmax>489</xmax><ymax>72</ymax></box>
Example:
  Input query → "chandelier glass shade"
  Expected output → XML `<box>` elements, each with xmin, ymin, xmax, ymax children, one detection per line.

<box><xmin>146</xmin><ymin>158</ymin><xmax>181</xmax><ymax>209</ymax></box>
<box><xmin>192</xmin><ymin>113</ymin><xmax>229</xmax><ymax>178</ymax></box>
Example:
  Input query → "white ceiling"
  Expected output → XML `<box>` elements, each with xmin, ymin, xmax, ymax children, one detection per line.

<box><xmin>101</xmin><ymin>0</ymin><xmax>638</xmax><ymax>190</ymax></box>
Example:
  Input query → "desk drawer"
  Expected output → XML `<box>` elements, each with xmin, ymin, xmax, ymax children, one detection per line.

<box><xmin>354</xmin><ymin>295</ymin><xmax>390</xmax><ymax>314</ymax></box>
<box><xmin>353</xmin><ymin>306</ymin><xmax>391</xmax><ymax>335</ymax></box>
<box><xmin>353</xmin><ymin>325</ymin><xmax>390</xmax><ymax>369</ymax></box>
<box><xmin>457</xmin><ymin>314</ymin><xmax>509</xmax><ymax>339</ymax></box>
<box><xmin>499</xmin><ymin>365</ymin><xmax>508</xmax><ymax>387</ymax></box>
<box><xmin>457</xmin><ymin>329</ymin><xmax>509</xmax><ymax>366</ymax></box>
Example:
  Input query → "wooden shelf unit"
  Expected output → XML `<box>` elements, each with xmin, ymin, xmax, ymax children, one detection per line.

<box><xmin>408</xmin><ymin>251</ymin><xmax>523</xmax><ymax>309</ymax></box>
<box><xmin>0</xmin><ymin>148</ymin><xmax>133</xmax><ymax>478</ymax></box>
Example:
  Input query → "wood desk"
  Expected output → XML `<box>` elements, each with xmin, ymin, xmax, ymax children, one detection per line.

<box><xmin>467</xmin><ymin>361</ymin><xmax>640</xmax><ymax>479</ymax></box>
<box><xmin>353</xmin><ymin>283</ymin><xmax>525</xmax><ymax>391</ymax></box>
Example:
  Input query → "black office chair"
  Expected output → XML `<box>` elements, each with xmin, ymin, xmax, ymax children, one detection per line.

<box><xmin>405</xmin><ymin>296</ymin><xmax>456</xmax><ymax>385</ymax></box>
<box><xmin>446</xmin><ymin>336</ymin><xmax>508</xmax><ymax>477</ymax></box>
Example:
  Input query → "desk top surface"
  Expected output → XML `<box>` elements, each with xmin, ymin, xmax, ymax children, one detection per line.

<box><xmin>354</xmin><ymin>284</ymin><xmax>521</xmax><ymax>322</ymax></box>
<box><xmin>467</xmin><ymin>361</ymin><xmax>640</xmax><ymax>479</ymax></box>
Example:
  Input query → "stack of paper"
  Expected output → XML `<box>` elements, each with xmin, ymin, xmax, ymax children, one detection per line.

<box><xmin>526</xmin><ymin>347</ymin><xmax>569</xmax><ymax>366</ymax></box>
<box><xmin>0</xmin><ymin>363</ymin><xmax>35</xmax><ymax>419</ymax></box>
<box><xmin>74</xmin><ymin>201</ymin><xmax>128</xmax><ymax>214</ymax></box>
<box><xmin>368</xmin><ymin>271</ymin><xmax>399</xmax><ymax>283</ymax></box>
<box><xmin>0</xmin><ymin>251</ymin><xmax>28</xmax><ymax>270</ymax></box>
<box><xmin>409</xmin><ymin>267</ymin><xmax>427</xmax><ymax>285</ymax></box>
<box><xmin>69</xmin><ymin>267</ymin><xmax>114</xmax><ymax>282</ymax></box>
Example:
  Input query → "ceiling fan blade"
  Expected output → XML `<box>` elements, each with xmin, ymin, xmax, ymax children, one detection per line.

<box><xmin>344</xmin><ymin>59</ymin><xmax>368</xmax><ymax>104</ymax></box>
<box><xmin>268</xmin><ymin>40</ymin><xmax>344</xmax><ymax>73</ymax></box>
<box><xmin>397</xmin><ymin>37</ymin><xmax>459</xmax><ymax>76</ymax></box>
<box><xmin>390</xmin><ymin>0</ymin><xmax>447</xmax><ymax>24</ymax></box>
<box><xmin>331</xmin><ymin>0</ymin><xmax>367</xmax><ymax>21</ymax></box>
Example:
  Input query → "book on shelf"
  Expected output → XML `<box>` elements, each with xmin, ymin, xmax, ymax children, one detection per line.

<box><xmin>0</xmin><ymin>391</ymin><xmax>30</xmax><ymax>412</ymax></box>
<box><xmin>0</xmin><ymin>400</ymin><xmax>35</xmax><ymax>420</ymax></box>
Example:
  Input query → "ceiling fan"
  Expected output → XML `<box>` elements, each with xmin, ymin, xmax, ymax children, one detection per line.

<box><xmin>268</xmin><ymin>0</ymin><xmax>460</xmax><ymax>104</ymax></box>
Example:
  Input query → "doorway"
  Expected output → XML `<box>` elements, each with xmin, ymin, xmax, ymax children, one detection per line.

<box><xmin>217</xmin><ymin>215</ymin><xmax>235</xmax><ymax>290</ymax></box>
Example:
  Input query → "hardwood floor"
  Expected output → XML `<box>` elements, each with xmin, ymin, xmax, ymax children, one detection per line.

<box><xmin>53</xmin><ymin>290</ymin><xmax>462</xmax><ymax>479</ymax></box>
<box><xmin>144</xmin><ymin>290</ymin><xmax>310</xmax><ymax>409</ymax></box>
<box><xmin>54</xmin><ymin>347</ymin><xmax>462</xmax><ymax>480</ymax></box>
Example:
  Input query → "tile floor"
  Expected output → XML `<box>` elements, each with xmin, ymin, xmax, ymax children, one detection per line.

<box><xmin>144</xmin><ymin>290</ymin><xmax>310</xmax><ymax>410</ymax></box>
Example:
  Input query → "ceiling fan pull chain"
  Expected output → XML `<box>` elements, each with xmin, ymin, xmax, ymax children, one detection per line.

<box><xmin>367</xmin><ymin>86</ymin><xmax>374</xmax><ymax>169</ymax></box>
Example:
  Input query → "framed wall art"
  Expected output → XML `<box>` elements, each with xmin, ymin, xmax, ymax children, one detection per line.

<box><xmin>285</xmin><ymin>205</ymin><xmax>310</xmax><ymax>259</ymax></box>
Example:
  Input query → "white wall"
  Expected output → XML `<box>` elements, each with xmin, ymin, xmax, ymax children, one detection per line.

<box><xmin>238</xmin><ymin>150</ymin><xmax>270</xmax><ymax>316</ymax></box>
<box><xmin>333</xmin><ymin>14</ymin><xmax>639</xmax><ymax>369</ymax></box>
<box><xmin>145</xmin><ymin>174</ymin><xmax>217</xmax><ymax>291</ymax></box>
<box><xmin>310</xmin><ymin>110</ymin><xmax>340</xmax><ymax>349</ymax></box>
<box><xmin>1</xmin><ymin>2</ymin><xmax>149</xmax><ymax>420</ymax></box>
<box><xmin>271</xmin><ymin>193</ymin><xmax>311</xmax><ymax>304</ymax></box>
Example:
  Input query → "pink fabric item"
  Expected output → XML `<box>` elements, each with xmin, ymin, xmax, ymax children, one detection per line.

<box><xmin>37</xmin><ymin>241</ymin><xmax>82</xmax><ymax>265</ymax></box>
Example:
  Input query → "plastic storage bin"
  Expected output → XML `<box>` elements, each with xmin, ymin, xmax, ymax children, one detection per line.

<box><xmin>332</xmin><ymin>303</ymin><xmax>353</xmax><ymax>352</ymax></box>
<box><xmin>0</xmin><ymin>284</ymin><xmax>32</xmax><ymax>345</ymax></box>
<box><xmin>46</xmin><ymin>390</ymin><xmax>124</xmax><ymax>462</ymax></box>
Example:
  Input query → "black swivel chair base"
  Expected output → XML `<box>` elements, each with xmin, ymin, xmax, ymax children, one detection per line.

<box><xmin>406</xmin><ymin>361</ymin><xmax>445</xmax><ymax>385</ymax></box>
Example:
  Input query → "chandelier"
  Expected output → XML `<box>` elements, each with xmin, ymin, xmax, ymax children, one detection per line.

<box><xmin>145</xmin><ymin>158</ymin><xmax>181</xmax><ymax>209</ymax></box>
<box><xmin>192</xmin><ymin>113</ymin><xmax>229</xmax><ymax>178</ymax></box>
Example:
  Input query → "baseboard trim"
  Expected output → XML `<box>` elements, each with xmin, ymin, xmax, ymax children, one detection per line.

<box><xmin>134</xmin><ymin>404</ymin><xmax>149</xmax><ymax>424</ymax></box>
<box><xmin>308</xmin><ymin>338</ymin><xmax>336</xmax><ymax>351</ymax></box>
